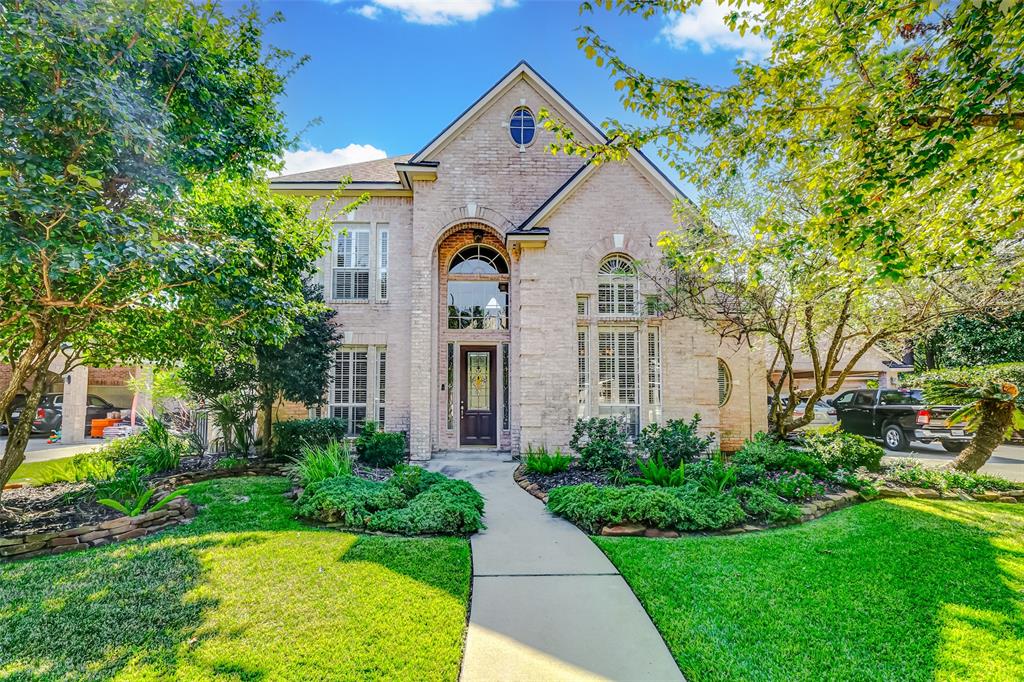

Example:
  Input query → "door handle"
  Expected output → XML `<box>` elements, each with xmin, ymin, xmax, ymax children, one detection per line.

<box><xmin>460</xmin><ymin>401</ymin><xmax>465</xmax><ymax>417</ymax></box>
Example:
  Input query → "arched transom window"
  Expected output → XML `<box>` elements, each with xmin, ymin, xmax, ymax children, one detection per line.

<box><xmin>449</xmin><ymin>244</ymin><xmax>509</xmax><ymax>275</ymax></box>
<box><xmin>598</xmin><ymin>255</ymin><xmax>638</xmax><ymax>316</ymax></box>
<box><xmin>448</xmin><ymin>244</ymin><xmax>510</xmax><ymax>329</ymax></box>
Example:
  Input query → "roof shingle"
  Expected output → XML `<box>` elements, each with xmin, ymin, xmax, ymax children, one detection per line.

<box><xmin>270</xmin><ymin>154</ymin><xmax>412</xmax><ymax>184</ymax></box>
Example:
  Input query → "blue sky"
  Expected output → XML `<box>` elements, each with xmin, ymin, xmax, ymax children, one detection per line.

<box><xmin>242</xmin><ymin>0</ymin><xmax>766</xmax><ymax>188</ymax></box>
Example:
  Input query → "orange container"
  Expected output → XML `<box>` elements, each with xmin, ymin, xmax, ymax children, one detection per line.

<box><xmin>90</xmin><ymin>418</ymin><xmax>119</xmax><ymax>438</ymax></box>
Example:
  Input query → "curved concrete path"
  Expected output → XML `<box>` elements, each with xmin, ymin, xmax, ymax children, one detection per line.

<box><xmin>429</xmin><ymin>451</ymin><xmax>684</xmax><ymax>682</ymax></box>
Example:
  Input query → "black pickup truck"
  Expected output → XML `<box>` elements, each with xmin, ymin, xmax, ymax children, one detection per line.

<box><xmin>830</xmin><ymin>388</ymin><xmax>969</xmax><ymax>452</ymax></box>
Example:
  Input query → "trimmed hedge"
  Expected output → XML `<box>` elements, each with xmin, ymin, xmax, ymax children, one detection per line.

<box><xmin>296</xmin><ymin>467</ymin><xmax>484</xmax><ymax>536</ymax></box>
<box><xmin>274</xmin><ymin>418</ymin><xmax>348</xmax><ymax>460</ymax></box>
<box><xmin>798</xmin><ymin>426</ymin><xmax>884</xmax><ymax>472</ymax></box>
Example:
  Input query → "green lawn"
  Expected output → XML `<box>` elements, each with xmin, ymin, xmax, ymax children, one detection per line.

<box><xmin>7</xmin><ymin>455</ymin><xmax>75</xmax><ymax>486</ymax></box>
<box><xmin>597</xmin><ymin>499</ymin><xmax>1024</xmax><ymax>682</ymax></box>
<box><xmin>0</xmin><ymin>476</ymin><xmax>471</xmax><ymax>681</ymax></box>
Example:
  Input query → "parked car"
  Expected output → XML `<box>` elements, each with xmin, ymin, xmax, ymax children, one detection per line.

<box><xmin>9</xmin><ymin>393</ymin><xmax>136</xmax><ymax>437</ymax></box>
<box><xmin>791</xmin><ymin>400</ymin><xmax>838</xmax><ymax>428</ymax></box>
<box><xmin>0</xmin><ymin>394</ymin><xmax>27</xmax><ymax>436</ymax></box>
<box><xmin>830</xmin><ymin>388</ymin><xmax>968</xmax><ymax>452</ymax></box>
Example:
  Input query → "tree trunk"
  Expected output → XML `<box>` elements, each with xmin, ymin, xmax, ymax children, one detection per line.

<box><xmin>0</xmin><ymin>371</ymin><xmax>50</xmax><ymax>498</ymax></box>
<box><xmin>261</xmin><ymin>394</ymin><xmax>274</xmax><ymax>458</ymax></box>
<box><xmin>949</xmin><ymin>402</ymin><xmax>1014</xmax><ymax>473</ymax></box>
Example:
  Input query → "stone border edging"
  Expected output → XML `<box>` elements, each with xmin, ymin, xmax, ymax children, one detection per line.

<box><xmin>0</xmin><ymin>496</ymin><xmax>195</xmax><ymax>562</ymax></box>
<box><xmin>0</xmin><ymin>462</ymin><xmax>289</xmax><ymax>563</ymax></box>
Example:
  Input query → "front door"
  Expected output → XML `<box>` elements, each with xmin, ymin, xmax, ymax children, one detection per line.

<box><xmin>460</xmin><ymin>346</ymin><xmax>497</xmax><ymax>446</ymax></box>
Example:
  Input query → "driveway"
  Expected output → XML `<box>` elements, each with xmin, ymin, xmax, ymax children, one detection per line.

<box><xmin>0</xmin><ymin>436</ymin><xmax>104</xmax><ymax>463</ymax></box>
<box><xmin>884</xmin><ymin>441</ymin><xmax>1024</xmax><ymax>482</ymax></box>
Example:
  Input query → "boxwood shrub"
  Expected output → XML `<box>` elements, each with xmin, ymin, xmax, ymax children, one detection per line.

<box><xmin>295</xmin><ymin>467</ymin><xmax>484</xmax><ymax>535</ymax></box>
<box><xmin>798</xmin><ymin>426</ymin><xmax>884</xmax><ymax>472</ymax></box>
<box><xmin>355</xmin><ymin>422</ymin><xmax>407</xmax><ymax>468</ymax></box>
<box><xmin>274</xmin><ymin>418</ymin><xmax>348</xmax><ymax>460</ymax></box>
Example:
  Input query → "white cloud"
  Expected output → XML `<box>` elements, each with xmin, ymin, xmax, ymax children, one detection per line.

<box><xmin>661</xmin><ymin>1</ymin><xmax>769</xmax><ymax>60</ymax></box>
<box><xmin>281</xmin><ymin>144</ymin><xmax>387</xmax><ymax>175</ymax></box>
<box><xmin>344</xmin><ymin>0</ymin><xmax>516</xmax><ymax>25</ymax></box>
<box><xmin>351</xmin><ymin>4</ymin><xmax>381</xmax><ymax>19</ymax></box>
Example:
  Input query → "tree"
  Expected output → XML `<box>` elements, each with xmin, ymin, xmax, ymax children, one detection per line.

<box><xmin>0</xmin><ymin>0</ymin><xmax>358</xmax><ymax>494</ymax></box>
<box><xmin>549</xmin><ymin>0</ymin><xmax>1024</xmax><ymax>281</ymax></box>
<box><xmin>181</xmin><ymin>281</ymin><xmax>341</xmax><ymax>456</ymax></box>
<box><xmin>917</xmin><ymin>310</ymin><xmax>1024</xmax><ymax>369</ymax></box>
<box><xmin>920</xmin><ymin>364</ymin><xmax>1024</xmax><ymax>472</ymax></box>
<box><xmin>648</xmin><ymin>178</ymin><xmax>1023</xmax><ymax>436</ymax></box>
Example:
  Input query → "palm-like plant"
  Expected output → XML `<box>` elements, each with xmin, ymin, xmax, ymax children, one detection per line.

<box><xmin>921</xmin><ymin>364</ymin><xmax>1024</xmax><ymax>472</ymax></box>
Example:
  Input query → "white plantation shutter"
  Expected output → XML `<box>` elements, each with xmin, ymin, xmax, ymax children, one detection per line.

<box><xmin>718</xmin><ymin>360</ymin><xmax>732</xmax><ymax>406</ymax></box>
<box><xmin>378</xmin><ymin>228</ymin><xmax>389</xmax><ymax>301</ymax></box>
<box><xmin>333</xmin><ymin>227</ymin><xmax>371</xmax><ymax>300</ymax></box>
<box><xmin>598</xmin><ymin>256</ymin><xmax>638</xmax><ymax>316</ymax></box>
<box><xmin>377</xmin><ymin>349</ymin><xmax>387</xmax><ymax>424</ymax></box>
<box><xmin>597</xmin><ymin>329</ymin><xmax>639</xmax><ymax>436</ymax></box>
<box><xmin>332</xmin><ymin>349</ymin><xmax>369</xmax><ymax>434</ymax></box>
<box><xmin>577</xmin><ymin>329</ymin><xmax>589</xmax><ymax>417</ymax></box>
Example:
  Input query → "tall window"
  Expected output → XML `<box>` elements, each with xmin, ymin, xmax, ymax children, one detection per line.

<box><xmin>598</xmin><ymin>255</ymin><xmax>638</xmax><ymax>316</ymax></box>
<box><xmin>447</xmin><ymin>244</ymin><xmax>509</xmax><ymax>329</ymax></box>
<box><xmin>647</xmin><ymin>329</ymin><xmax>662</xmax><ymax>424</ymax></box>
<box><xmin>577</xmin><ymin>329</ymin><xmax>589</xmax><ymax>418</ymax></box>
<box><xmin>378</xmin><ymin>227</ymin><xmax>389</xmax><ymax>301</ymax></box>
<box><xmin>598</xmin><ymin>329</ymin><xmax>639</xmax><ymax>436</ymax></box>
<box><xmin>334</xmin><ymin>227</ymin><xmax>370</xmax><ymax>301</ymax></box>
<box><xmin>331</xmin><ymin>348</ymin><xmax>368</xmax><ymax>434</ymax></box>
<box><xmin>377</xmin><ymin>350</ymin><xmax>387</xmax><ymax>425</ymax></box>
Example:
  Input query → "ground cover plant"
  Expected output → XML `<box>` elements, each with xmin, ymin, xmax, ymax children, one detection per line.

<box><xmin>296</xmin><ymin>466</ymin><xmax>484</xmax><ymax>535</ymax></box>
<box><xmin>0</xmin><ymin>476</ymin><xmax>471</xmax><ymax>680</ymax></box>
<box><xmin>596</xmin><ymin>499</ymin><xmax>1024</xmax><ymax>681</ymax></box>
<box><xmin>884</xmin><ymin>458</ymin><xmax>1020</xmax><ymax>494</ymax></box>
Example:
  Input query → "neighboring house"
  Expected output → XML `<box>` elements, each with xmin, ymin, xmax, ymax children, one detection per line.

<box><xmin>767</xmin><ymin>341</ymin><xmax>914</xmax><ymax>398</ymax></box>
<box><xmin>271</xmin><ymin>62</ymin><xmax>767</xmax><ymax>458</ymax></box>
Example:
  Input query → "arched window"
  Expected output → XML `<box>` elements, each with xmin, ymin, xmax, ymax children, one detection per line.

<box><xmin>718</xmin><ymin>359</ymin><xmax>732</xmax><ymax>407</ymax></box>
<box><xmin>598</xmin><ymin>255</ymin><xmax>638</xmax><ymax>316</ymax></box>
<box><xmin>449</xmin><ymin>244</ymin><xmax>508</xmax><ymax>275</ymax></box>
<box><xmin>447</xmin><ymin>244</ymin><xmax>509</xmax><ymax>329</ymax></box>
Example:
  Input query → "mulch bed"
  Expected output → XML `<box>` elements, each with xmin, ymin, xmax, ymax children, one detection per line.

<box><xmin>0</xmin><ymin>483</ymin><xmax>119</xmax><ymax>536</ymax></box>
<box><xmin>523</xmin><ymin>462</ymin><xmax>630</xmax><ymax>493</ymax></box>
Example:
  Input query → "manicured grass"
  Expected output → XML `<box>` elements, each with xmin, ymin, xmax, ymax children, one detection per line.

<box><xmin>597</xmin><ymin>499</ymin><xmax>1024</xmax><ymax>682</ymax></box>
<box><xmin>7</xmin><ymin>455</ymin><xmax>75</xmax><ymax>486</ymax></box>
<box><xmin>0</xmin><ymin>476</ymin><xmax>471</xmax><ymax>680</ymax></box>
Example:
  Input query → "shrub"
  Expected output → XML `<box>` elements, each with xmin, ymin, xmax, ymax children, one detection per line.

<box><xmin>546</xmin><ymin>484</ymin><xmax>746</xmax><ymax>532</ymax></box>
<box><xmin>38</xmin><ymin>450</ymin><xmax>120</xmax><ymax>485</ymax></box>
<box><xmin>355</xmin><ymin>422</ymin><xmax>406</xmax><ymax>468</ymax></box>
<box><xmin>94</xmin><ymin>465</ymin><xmax>149</xmax><ymax>507</ymax></box>
<box><xmin>295</xmin><ymin>471</ymin><xmax>484</xmax><ymax>535</ymax></box>
<box><xmin>732</xmin><ymin>433</ymin><xmax>831</xmax><ymax>480</ymax></box>
<box><xmin>799</xmin><ymin>426</ymin><xmax>884</xmax><ymax>472</ymax></box>
<box><xmin>636</xmin><ymin>414</ymin><xmax>715</xmax><ymax>468</ymax></box>
<box><xmin>296</xmin><ymin>475</ymin><xmax>407</xmax><ymax>525</ymax></box>
<box><xmin>762</xmin><ymin>471</ymin><xmax>824</xmax><ymax>500</ymax></box>
<box><xmin>885</xmin><ymin>458</ymin><xmax>1018</xmax><ymax>493</ymax></box>
<box><xmin>692</xmin><ymin>458</ymin><xmax>739</xmax><ymax>495</ymax></box>
<box><xmin>570</xmin><ymin>417</ymin><xmax>630</xmax><ymax>471</ymax></box>
<box><xmin>390</xmin><ymin>464</ymin><xmax>447</xmax><ymax>499</ymax></box>
<box><xmin>731</xmin><ymin>486</ymin><xmax>800</xmax><ymax>523</ymax></box>
<box><xmin>273</xmin><ymin>418</ymin><xmax>348</xmax><ymax>460</ymax></box>
<box><xmin>524</xmin><ymin>446</ymin><xmax>572</xmax><ymax>475</ymax></box>
<box><xmin>367</xmin><ymin>480</ymin><xmax>485</xmax><ymax>535</ymax></box>
<box><xmin>289</xmin><ymin>440</ymin><xmax>352</xmax><ymax>487</ymax></box>
<box><xmin>135</xmin><ymin>414</ymin><xmax>191</xmax><ymax>474</ymax></box>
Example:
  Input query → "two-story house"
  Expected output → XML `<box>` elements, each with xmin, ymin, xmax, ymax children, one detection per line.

<box><xmin>270</xmin><ymin>62</ymin><xmax>767</xmax><ymax>459</ymax></box>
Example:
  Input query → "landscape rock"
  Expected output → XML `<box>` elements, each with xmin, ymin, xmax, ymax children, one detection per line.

<box><xmin>643</xmin><ymin>528</ymin><xmax>680</xmax><ymax>538</ymax></box>
<box><xmin>998</xmin><ymin>496</ymin><xmax>1017</xmax><ymax>503</ymax></box>
<box><xmin>907</xmin><ymin>488</ymin><xmax>940</xmax><ymax>499</ymax></box>
<box><xmin>600</xmin><ymin>523</ymin><xmax>647</xmax><ymax>537</ymax></box>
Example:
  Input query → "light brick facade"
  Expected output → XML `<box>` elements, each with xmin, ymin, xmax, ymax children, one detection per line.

<box><xmin>271</xmin><ymin>62</ymin><xmax>767</xmax><ymax>457</ymax></box>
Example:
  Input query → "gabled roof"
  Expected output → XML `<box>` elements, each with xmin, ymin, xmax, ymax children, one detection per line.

<box><xmin>410</xmin><ymin>60</ymin><xmax>606</xmax><ymax>163</ymax></box>
<box><xmin>270</xmin><ymin>154</ymin><xmax>412</xmax><ymax>184</ymax></box>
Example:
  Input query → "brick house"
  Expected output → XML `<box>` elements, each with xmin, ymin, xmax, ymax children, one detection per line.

<box><xmin>271</xmin><ymin>62</ymin><xmax>767</xmax><ymax>459</ymax></box>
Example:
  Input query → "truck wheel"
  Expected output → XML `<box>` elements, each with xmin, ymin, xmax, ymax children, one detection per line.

<box><xmin>883</xmin><ymin>424</ymin><xmax>909</xmax><ymax>452</ymax></box>
<box><xmin>941</xmin><ymin>441</ymin><xmax>968</xmax><ymax>453</ymax></box>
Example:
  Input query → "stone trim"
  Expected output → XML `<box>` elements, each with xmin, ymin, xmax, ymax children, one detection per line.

<box><xmin>0</xmin><ymin>497</ymin><xmax>195</xmax><ymax>562</ymax></box>
<box><xmin>513</xmin><ymin>464</ymin><xmax>1024</xmax><ymax>539</ymax></box>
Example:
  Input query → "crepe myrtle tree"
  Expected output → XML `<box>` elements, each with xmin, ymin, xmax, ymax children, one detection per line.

<box><xmin>643</xmin><ymin>178</ymin><xmax>1024</xmax><ymax>437</ymax></box>
<box><xmin>545</xmin><ymin>0</ymin><xmax>1024</xmax><ymax>282</ymax></box>
<box><xmin>0</xmin><ymin>0</ymin><xmax>363</xmax><ymax>495</ymax></box>
<box><xmin>919</xmin><ymin>364</ymin><xmax>1024</xmax><ymax>472</ymax></box>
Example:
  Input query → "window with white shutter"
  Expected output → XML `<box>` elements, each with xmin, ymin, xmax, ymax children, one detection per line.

<box><xmin>597</xmin><ymin>329</ymin><xmax>639</xmax><ymax>436</ymax></box>
<box><xmin>598</xmin><ymin>256</ymin><xmax>638</xmax><ymax>316</ymax></box>
<box><xmin>377</xmin><ymin>349</ymin><xmax>387</xmax><ymax>424</ymax></box>
<box><xmin>577</xmin><ymin>328</ymin><xmax>589</xmax><ymax>418</ymax></box>
<box><xmin>331</xmin><ymin>348</ymin><xmax>368</xmax><ymax>434</ymax></box>
<box><xmin>647</xmin><ymin>329</ymin><xmax>662</xmax><ymax>424</ymax></box>
<box><xmin>333</xmin><ymin>226</ymin><xmax>370</xmax><ymax>301</ymax></box>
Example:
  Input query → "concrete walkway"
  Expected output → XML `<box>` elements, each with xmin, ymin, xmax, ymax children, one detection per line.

<box><xmin>429</xmin><ymin>451</ymin><xmax>684</xmax><ymax>682</ymax></box>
